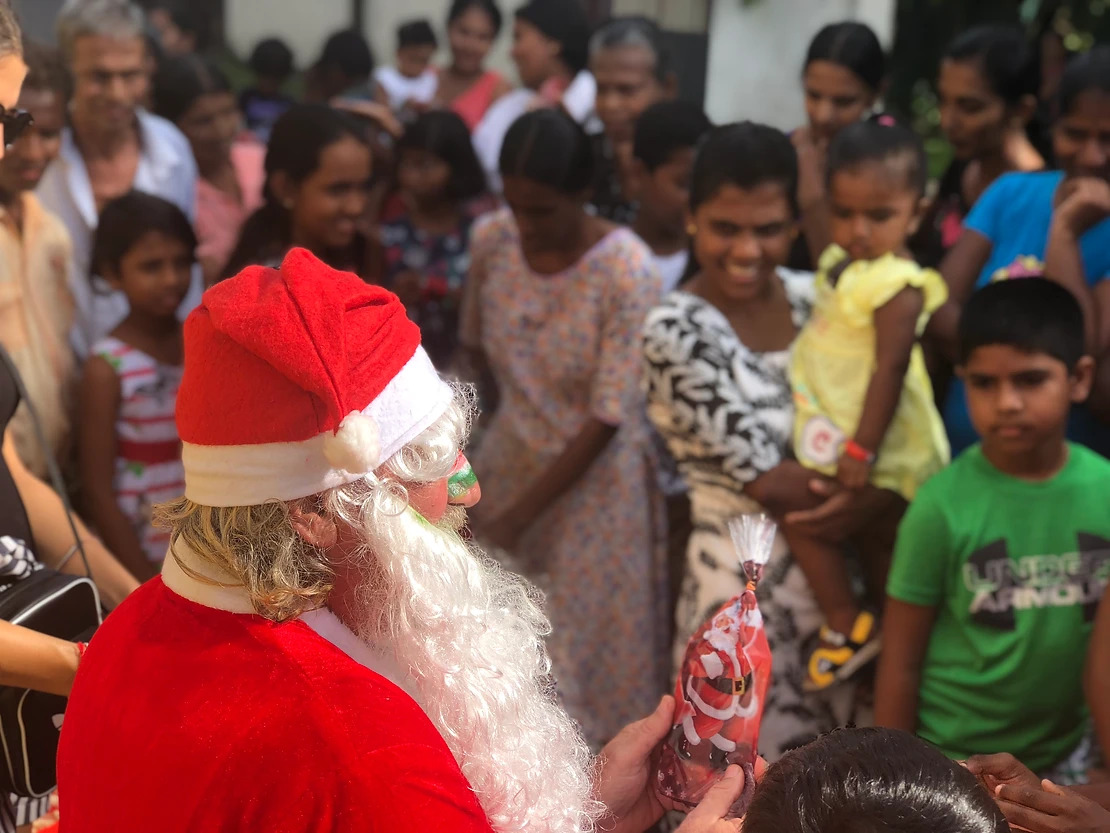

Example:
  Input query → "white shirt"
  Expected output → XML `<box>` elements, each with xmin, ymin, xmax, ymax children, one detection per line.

<box><xmin>654</xmin><ymin>249</ymin><xmax>690</xmax><ymax>294</ymax></box>
<box><xmin>37</xmin><ymin>110</ymin><xmax>202</xmax><ymax>356</ymax></box>
<box><xmin>472</xmin><ymin>70</ymin><xmax>598</xmax><ymax>193</ymax></box>
<box><xmin>373</xmin><ymin>66</ymin><xmax>438</xmax><ymax>111</ymax></box>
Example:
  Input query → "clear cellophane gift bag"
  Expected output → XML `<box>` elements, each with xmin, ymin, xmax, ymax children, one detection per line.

<box><xmin>654</xmin><ymin>514</ymin><xmax>776</xmax><ymax>818</ymax></box>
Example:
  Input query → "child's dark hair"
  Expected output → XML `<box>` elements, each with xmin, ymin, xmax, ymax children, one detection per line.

<box><xmin>224</xmin><ymin>104</ymin><xmax>368</xmax><ymax>277</ymax></box>
<box><xmin>945</xmin><ymin>26</ymin><xmax>1039</xmax><ymax>108</ymax></box>
<box><xmin>743</xmin><ymin>728</ymin><xmax>1008</xmax><ymax>833</ymax></box>
<box><xmin>398</xmin><ymin>110</ymin><xmax>488</xmax><ymax>201</ymax></box>
<box><xmin>317</xmin><ymin>29</ymin><xmax>375</xmax><ymax>83</ymax></box>
<box><xmin>21</xmin><ymin>39</ymin><xmax>68</xmax><ymax>98</ymax></box>
<box><xmin>249</xmin><ymin>37</ymin><xmax>295</xmax><ymax>80</ymax></box>
<box><xmin>690</xmin><ymin>122</ymin><xmax>798</xmax><ymax>215</ymax></box>
<box><xmin>827</xmin><ymin>117</ymin><xmax>928</xmax><ymax>197</ymax></box>
<box><xmin>1058</xmin><ymin>45</ymin><xmax>1110</xmax><ymax>118</ymax></box>
<box><xmin>398</xmin><ymin>19</ymin><xmax>437</xmax><ymax>50</ymax></box>
<box><xmin>634</xmin><ymin>101</ymin><xmax>712</xmax><ymax>172</ymax></box>
<box><xmin>499</xmin><ymin>109</ymin><xmax>594</xmax><ymax>194</ymax></box>
<box><xmin>805</xmin><ymin>21</ymin><xmax>885</xmax><ymax>93</ymax></box>
<box><xmin>151</xmin><ymin>55</ymin><xmax>231</xmax><ymax>125</ymax></box>
<box><xmin>91</xmin><ymin>191</ymin><xmax>197</xmax><ymax>281</ymax></box>
<box><xmin>589</xmin><ymin>16</ymin><xmax>671</xmax><ymax>83</ymax></box>
<box><xmin>958</xmin><ymin>277</ymin><xmax>1086</xmax><ymax>370</ymax></box>
<box><xmin>447</xmin><ymin>0</ymin><xmax>503</xmax><ymax>37</ymax></box>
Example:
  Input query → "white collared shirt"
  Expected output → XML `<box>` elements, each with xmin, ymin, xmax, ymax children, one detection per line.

<box><xmin>37</xmin><ymin>110</ymin><xmax>203</xmax><ymax>356</ymax></box>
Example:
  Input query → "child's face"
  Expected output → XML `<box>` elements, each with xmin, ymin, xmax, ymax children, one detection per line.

<box><xmin>279</xmin><ymin>136</ymin><xmax>372</xmax><ymax>253</ymax></box>
<box><xmin>0</xmin><ymin>87</ymin><xmax>64</xmax><ymax>194</ymax></box>
<box><xmin>108</xmin><ymin>231</ymin><xmax>193</xmax><ymax>320</ymax></box>
<box><xmin>962</xmin><ymin>344</ymin><xmax>1092</xmax><ymax>460</ymax></box>
<box><xmin>690</xmin><ymin>182</ymin><xmax>797</xmax><ymax>303</ymax></box>
<box><xmin>397</xmin><ymin>44</ymin><xmax>436</xmax><ymax>80</ymax></box>
<box><xmin>828</xmin><ymin>161</ymin><xmax>923</xmax><ymax>261</ymax></box>
<box><xmin>1053</xmin><ymin>89</ymin><xmax>1110</xmax><ymax>182</ymax></box>
<box><xmin>636</xmin><ymin>148</ymin><xmax>695</xmax><ymax>238</ymax></box>
<box><xmin>398</xmin><ymin>147</ymin><xmax>451</xmax><ymax>206</ymax></box>
<box><xmin>592</xmin><ymin>45</ymin><xmax>668</xmax><ymax>146</ymax></box>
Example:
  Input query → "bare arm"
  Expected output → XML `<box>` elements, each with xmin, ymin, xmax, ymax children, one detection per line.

<box><xmin>477</xmin><ymin>419</ymin><xmax>618</xmax><ymax>546</ymax></box>
<box><xmin>4</xmin><ymin>432</ymin><xmax>138</xmax><ymax>608</ymax></box>
<box><xmin>1044</xmin><ymin>177</ymin><xmax>1110</xmax><ymax>355</ymax></box>
<box><xmin>0</xmin><ymin>619</ymin><xmax>80</xmax><ymax>697</ymax></box>
<box><xmin>855</xmin><ymin>287</ymin><xmax>925</xmax><ymax>453</ymax></box>
<box><xmin>1087</xmin><ymin>590</ymin><xmax>1110</xmax><ymax>765</ymax></box>
<box><xmin>793</xmin><ymin>128</ymin><xmax>830</xmax><ymax>264</ymax></box>
<box><xmin>77</xmin><ymin>356</ymin><xmax>156</xmax><ymax>582</ymax></box>
<box><xmin>929</xmin><ymin>229</ymin><xmax>994</xmax><ymax>363</ymax></box>
<box><xmin>874</xmin><ymin>597</ymin><xmax>936</xmax><ymax>731</ymax></box>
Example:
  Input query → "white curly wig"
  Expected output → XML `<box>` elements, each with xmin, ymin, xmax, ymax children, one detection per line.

<box><xmin>161</xmin><ymin>387</ymin><xmax>600</xmax><ymax>833</ymax></box>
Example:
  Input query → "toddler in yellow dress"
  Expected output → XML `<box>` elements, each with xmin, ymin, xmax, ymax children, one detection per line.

<box><xmin>787</xmin><ymin>118</ymin><xmax>950</xmax><ymax>691</ymax></box>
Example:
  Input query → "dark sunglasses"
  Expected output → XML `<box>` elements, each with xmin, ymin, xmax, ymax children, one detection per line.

<box><xmin>1</xmin><ymin>106</ymin><xmax>33</xmax><ymax>147</ymax></box>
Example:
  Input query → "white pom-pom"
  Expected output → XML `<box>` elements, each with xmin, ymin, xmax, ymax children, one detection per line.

<box><xmin>323</xmin><ymin>411</ymin><xmax>381</xmax><ymax>474</ymax></box>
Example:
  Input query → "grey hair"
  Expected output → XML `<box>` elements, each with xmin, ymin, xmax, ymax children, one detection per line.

<box><xmin>588</xmin><ymin>15</ymin><xmax>670</xmax><ymax>82</ymax></box>
<box><xmin>0</xmin><ymin>0</ymin><xmax>22</xmax><ymax>59</ymax></box>
<box><xmin>56</xmin><ymin>0</ymin><xmax>145</xmax><ymax>61</ymax></box>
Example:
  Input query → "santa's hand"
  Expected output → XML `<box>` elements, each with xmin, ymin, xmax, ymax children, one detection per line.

<box><xmin>674</xmin><ymin>766</ymin><xmax>746</xmax><ymax>833</ymax></box>
<box><xmin>594</xmin><ymin>695</ymin><xmax>674</xmax><ymax>833</ymax></box>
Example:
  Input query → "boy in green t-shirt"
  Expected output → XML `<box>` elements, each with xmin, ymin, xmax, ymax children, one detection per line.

<box><xmin>876</xmin><ymin>278</ymin><xmax>1110</xmax><ymax>780</ymax></box>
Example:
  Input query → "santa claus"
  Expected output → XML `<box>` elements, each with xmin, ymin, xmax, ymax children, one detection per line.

<box><xmin>56</xmin><ymin>250</ymin><xmax>742</xmax><ymax>833</ymax></box>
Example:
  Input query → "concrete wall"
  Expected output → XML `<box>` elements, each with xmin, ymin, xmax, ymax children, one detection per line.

<box><xmin>704</xmin><ymin>0</ymin><xmax>895</xmax><ymax>130</ymax></box>
<box><xmin>13</xmin><ymin>0</ymin><xmax>67</xmax><ymax>45</ymax></box>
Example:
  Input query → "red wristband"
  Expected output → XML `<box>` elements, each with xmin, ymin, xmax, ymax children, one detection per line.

<box><xmin>75</xmin><ymin>641</ymin><xmax>89</xmax><ymax>663</ymax></box>
<box><xmin>843</xmin><ymin>439</ymin><xmax>876</xmax><ymax>465</ymax></box>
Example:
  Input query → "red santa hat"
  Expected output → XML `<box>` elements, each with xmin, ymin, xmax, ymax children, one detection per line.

<box><xmin>176</xmin><ymin>248</ymin><xmax>454</xmax><ymax>507</ymax></box>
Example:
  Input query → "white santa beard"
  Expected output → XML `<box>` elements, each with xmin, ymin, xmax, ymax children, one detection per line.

<box><xmin>342</xmin><ymin>501</ymin><xmax>599</xmax><ymax>833</ymax></box>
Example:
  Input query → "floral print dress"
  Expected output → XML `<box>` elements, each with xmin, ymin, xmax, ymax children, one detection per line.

<box><xmin>462</xmin><ymin>208</ymin><xmax>668</xmax><ymax>746</ymax></box>
<box><xmin>642</xmin><ymin>273</ymin><xmax>869</xmax><ymax>760</ymax></box>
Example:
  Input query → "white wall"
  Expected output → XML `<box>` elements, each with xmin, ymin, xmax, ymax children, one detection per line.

<box><xmin>704</xmin><ymin>0</ymin><xmax>895</xmax><ymax>130</ymax></box>
<box><xmin>226</xmin><ymin>0</ymin><xmax>350</xmax><ymax>69</ymax></box>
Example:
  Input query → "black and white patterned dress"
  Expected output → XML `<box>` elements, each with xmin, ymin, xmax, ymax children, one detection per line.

<box><xmin>642</xmin><ymin>270</ymin><xmax>868</xmax><ymax>760</ymax></box>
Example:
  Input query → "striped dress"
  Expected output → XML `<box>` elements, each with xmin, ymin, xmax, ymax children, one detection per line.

<box><xmin>92</xmin><ymin>337</ymin><xmax>184</xmax><ymax>564</ymax></box>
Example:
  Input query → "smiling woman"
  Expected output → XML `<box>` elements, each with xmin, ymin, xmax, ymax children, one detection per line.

<box><xmin>223</xmin><ymin>103</ymin><xmax>375</xmax><ymax>280</ymax></box>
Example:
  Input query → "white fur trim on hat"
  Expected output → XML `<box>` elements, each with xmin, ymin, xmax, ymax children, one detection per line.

<box><xmin>182</xmin><ymin>347</ymin><xmax>453</xmax><ymax>507</ymax></box>
<box><xmin>324</xmin><ymin>412</ymin><xmax>381</xmax><ymax>474</ymax></box>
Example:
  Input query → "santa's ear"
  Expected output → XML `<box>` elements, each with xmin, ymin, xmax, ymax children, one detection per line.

<box><xmin>290</xmin><ymin>508</ymin><xmax>338</xmax><ymax>549</ymax></box>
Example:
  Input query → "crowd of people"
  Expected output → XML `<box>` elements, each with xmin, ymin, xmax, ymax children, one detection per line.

<box><xmin>0</xmin><ymin>0</ymin><xmax>1108</xmax><ymax>830</ymax></box>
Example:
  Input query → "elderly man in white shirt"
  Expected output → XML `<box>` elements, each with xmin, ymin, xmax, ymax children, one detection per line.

<box><xmin>37</xmin><ymin>0</ymin><xmax>200</xmax><ymax>356</ymax></box>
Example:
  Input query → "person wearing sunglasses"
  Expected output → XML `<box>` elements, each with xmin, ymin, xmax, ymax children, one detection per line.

<box><xmin>37</xmin><ymin>0</ymin><xmax>200</xmax><ymax>357</ymax></box>
<box><xmin>0</xmin><ymin>42</ymin><xmax>79</xmax><ymax>483</ymax></box>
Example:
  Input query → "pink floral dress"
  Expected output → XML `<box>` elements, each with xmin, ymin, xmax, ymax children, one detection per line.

<box><xmin>463</xmin><ymin>209</ymin><xmax>668</xmax><ymax>745</ymax></box>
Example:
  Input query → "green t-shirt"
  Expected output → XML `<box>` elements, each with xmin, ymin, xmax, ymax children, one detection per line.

<box><xmin>887</xmin><ymin>443</ymin><xmax>1110</xmax><ymax>772</ymax></box>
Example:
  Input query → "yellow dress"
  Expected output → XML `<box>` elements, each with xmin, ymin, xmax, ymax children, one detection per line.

<box><xmin>791</xmin><ymin>245</ymin><xmax>950</xmax><ymax>500</ymax></box>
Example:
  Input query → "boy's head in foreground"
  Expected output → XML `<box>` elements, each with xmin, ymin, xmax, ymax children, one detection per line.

<box><xmin>743</xmin><ymin>727</ymin><xmax>1008</xmax><ymax>833</ymax></box>
<box><xmin>958</xmin><ymin>278</ymin><xmax>1093</xmax><ymax>466</ymax></box>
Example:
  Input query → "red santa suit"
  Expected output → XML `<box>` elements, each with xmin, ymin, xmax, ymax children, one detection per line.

<box><xmin>57</xmin><ymin>250</ymin><xmax>488</xmax><ymax>831</ymax></box>
<box><xmin>57</xmin><ymin>557</ymin><xmax>496</xmax><ymax>832</ymax></box>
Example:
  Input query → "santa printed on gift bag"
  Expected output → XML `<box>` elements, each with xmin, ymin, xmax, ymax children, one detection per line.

<box><xmin>655</xmin><ymin>515</ymin><xmax>775</xmax><ymax>819</ymax></box>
